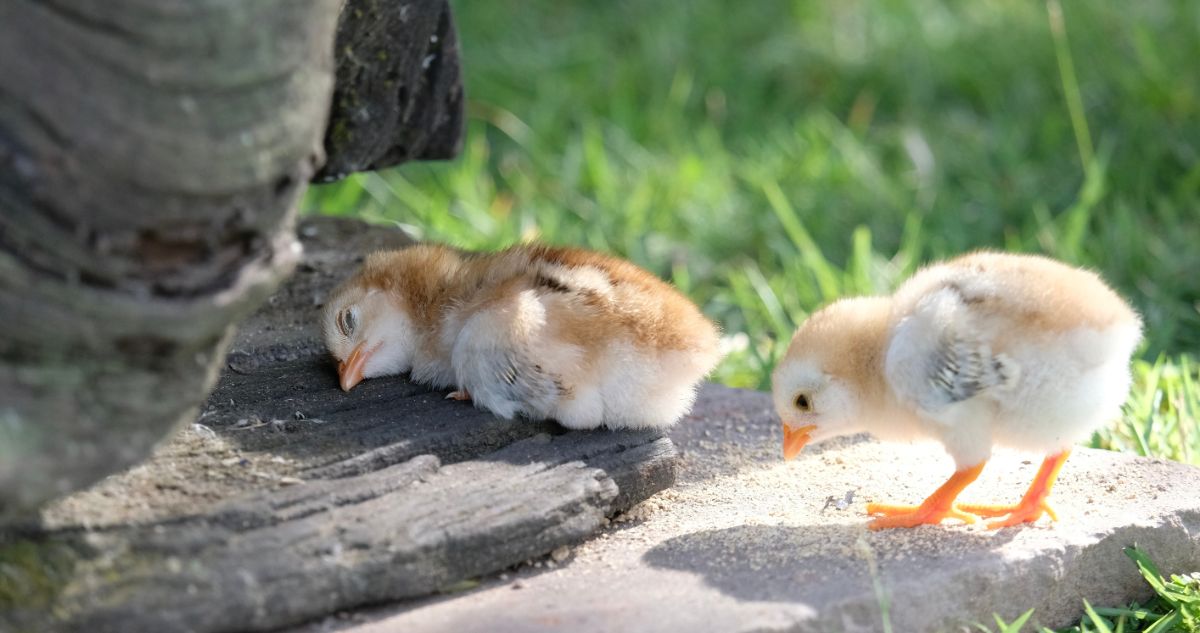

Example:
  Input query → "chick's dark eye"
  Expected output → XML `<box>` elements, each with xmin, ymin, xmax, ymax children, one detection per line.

<box><xmin>794</xmin><ymin>393</ymin><xmax>812</xmax><ymax>412</ymax></box>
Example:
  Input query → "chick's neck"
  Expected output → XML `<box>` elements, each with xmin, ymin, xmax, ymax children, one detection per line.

<box><xmin>860</xmin><ymin>314</ymin><xmax>928</xmax><ymax>438</ymax></box>
<box><xmin>390</xmin><ymin>257</ymin><xmax>483</xmax><ymax>353</ymax></box>
<box><xmin>827</xmin><ymin>305</ymin><xmax>897</xmax><ymax>432</ymax></box>
<box><xmin>425</xmin><ymin>257</ymin><xmax>509</xmax><ymax>349</ymax></box>
<box><xmin>854</xmin><ymin>325</ymin><xmax>893</xmax><ymax>416</ymax></box>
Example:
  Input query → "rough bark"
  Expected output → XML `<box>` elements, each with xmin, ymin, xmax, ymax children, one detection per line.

<box><xmin>0</xmin><ymin>0</ymin><xmax>468</xmax><ymax>522</ymax></box>
<box><xmin>0</xmin><ymin>1</ymin><xmax>342</xmax><ymax>521</ymax></box>
<box><xmin>0</xmin><ymin>218</ymin><xmax>679</xmax><ymax>633</ymax></box>
<box><xmin>314</xmin><ymin>0</ymin><xmax>465</xmax><ymax>182</ymax></box>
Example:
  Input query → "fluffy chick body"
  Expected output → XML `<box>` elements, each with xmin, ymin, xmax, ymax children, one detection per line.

<box><xmin>773</xmin><ymin>251</ymin><xmax>1142</xmax><ymax>528</ymax></box>
<box><xmin>323</xmin><ymin>244</ymin><xmax>722</xmax><ymax>430</ymax></box>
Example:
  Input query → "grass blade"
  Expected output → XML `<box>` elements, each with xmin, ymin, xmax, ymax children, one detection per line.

<box><xmin>1008</xmin><ymin>609</ymin><xmax>1035</xmax><ymax>632</ymax></box>
<box><xmin>758</xmin><ymin>179</ymin><xmax>841</xmax><ymax>300</ymax></box>
<box><xmin>1141</xmin><ymin>611</ymin><xmax>1181</xmax><ymax>633</ymax></box>
<box><xmin>1046</xmin><ymin>0</ymin><xmax>1094</xmax><ymax>168</ymax></box>
<box><xmin>1125</xmin><ymin>546</ymin><xmax>1171</xmax><ymax>597</ymax></box>
<box><xmin>1093</xmin><ymin>606</ymin><xmax>1165</xmax><ymax>621</ymax></box>
<box><xmin>1082</xmin><ymin>600</ymin><xmax>1114</xmax><ymax>633</ymax></box>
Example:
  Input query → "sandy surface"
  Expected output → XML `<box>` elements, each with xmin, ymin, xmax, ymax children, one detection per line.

<box><xmin>41</xmin><ymin>418</ymin><xmax>306</xmax><ymax>528</ymax></box>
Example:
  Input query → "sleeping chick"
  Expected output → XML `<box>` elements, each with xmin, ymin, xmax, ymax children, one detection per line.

<box><xmin>322</xmin><ymin>244</ymin><xmax>722</xmax><ymax>430</ymax></box>
<box><xmin>772</xmin><ymin>251</ymin><xmax>1142</xmax><ymax>529</ymax></box>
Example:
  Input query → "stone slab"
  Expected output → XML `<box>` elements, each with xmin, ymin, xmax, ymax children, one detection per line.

<box><xmin>307</xmin><ymin>387</ymin><xmax>1200</xmax><ymax>633</ymax></box>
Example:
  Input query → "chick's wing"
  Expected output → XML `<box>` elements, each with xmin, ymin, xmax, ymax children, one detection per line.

<box><xmin>885</xmin><ymin>285</ymin><xmax>1018</xmax><ymax>415</ymax></box>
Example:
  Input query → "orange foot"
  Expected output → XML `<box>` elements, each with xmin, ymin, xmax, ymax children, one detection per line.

<box><xmin>866</xmin><ymin>502</ymin><xmax>980</xmax><ymax>529</ymax></box>
<box><xmin>865</xmin><ymin>462</ymin><xmax>986</xmax><ymax>530</ymax></box>
<box><xmin>445</xmin><ymin>389</ymin><xmax>472</xmax><ymax>401</ymax></box>
<box><xmin>958</xmin><ymin>499</ymin><xmax>1058</xmax><ymax>528</ymax></box>
<box><xmin>957</xmin><ymin>451</ymin><xmax>1070</xmax><ymax>529</ymax></box>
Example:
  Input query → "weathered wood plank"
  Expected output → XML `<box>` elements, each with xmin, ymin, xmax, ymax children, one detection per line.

<box><xmin>1</xmin><ymin>431</ymin><xmax>675</xmax><ymax>633</ymax></box>
<box><xmin>1</xmin><ymin>218</ymin><xmax>680</xmax><ymax>633</ymax></box>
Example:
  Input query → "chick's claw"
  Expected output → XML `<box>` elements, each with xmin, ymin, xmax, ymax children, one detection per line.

<box><xmin>445</xmin><ymin>389</ymin><xmax>472</xmax><ymax>401</ymax></box>
<box><xmin>953</xmin><ymin>503</ymin><xmax>1016</xmax><ymax>518</ymax></box>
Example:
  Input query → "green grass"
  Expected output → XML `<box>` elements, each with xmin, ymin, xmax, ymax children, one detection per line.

<box><xmin>1095</xmin><ymin>356</ymin><xmax>1200</xmax><ymax>465</ymax></box>
<box><xmin>305</xmin><ymin>0</ymin><xmax>1200</xmax><ymax>465</ymax></box>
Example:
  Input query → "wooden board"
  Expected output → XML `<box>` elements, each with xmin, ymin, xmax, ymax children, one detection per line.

<box><xmin>0</xmin><ymin>218</ymin><xmax>678</xmax><ymax>633</ymax></box>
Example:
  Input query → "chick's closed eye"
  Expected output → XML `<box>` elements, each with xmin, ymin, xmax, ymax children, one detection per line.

<box><xmin>336</xmin><ymin>306</ymin><xmax>358</xmax><ymax>338</ymax></box>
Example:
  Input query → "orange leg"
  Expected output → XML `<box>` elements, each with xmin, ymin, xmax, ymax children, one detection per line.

<box><xmin>865</xmin><ymin>462</ymin><xmax>986</xmax><ymax>529</ymax></box>
<box><xmin>445</xmin><ymin>389</ymin><xmax>472</xmax><ymax>401</ymax></box>
<box><xmin>957</xmin><ymin>450</ymin><xmax>1070</xmax><ymax>529</ymax></box>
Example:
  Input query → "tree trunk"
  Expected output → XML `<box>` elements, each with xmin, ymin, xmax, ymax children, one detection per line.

<box><xmin>0</xmin><ymin>0</ymin><xmax>342</xmax><ymax>522</ymax></box>
<box><xmin>315</xmin><ymin>0</ymin><xmax>465</xmax><ymax>181</ymax></box>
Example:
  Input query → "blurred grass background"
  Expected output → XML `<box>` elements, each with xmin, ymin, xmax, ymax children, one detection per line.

<box><xmin>306</xmin><ymin>0</ymin><xmax>1199</xmax><ymax>464</ymax></box>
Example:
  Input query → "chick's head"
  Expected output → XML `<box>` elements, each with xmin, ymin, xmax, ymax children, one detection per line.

<box><xmin>771</xmin><ymin>297</ymin><xmax>891</xmax><ymax>460</ymax></box>
<box><xmin>322</xmin><ymin>277</ymin><xmax>417</xmax><ymax>392</ymax></box>
<box><xmin>322</xmin><ymin>246</ymin><xmax>466</xmax><ymax>391</ymax></box>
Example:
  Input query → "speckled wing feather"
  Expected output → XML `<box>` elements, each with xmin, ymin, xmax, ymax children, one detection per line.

<box><xmin>926</xmin><ymin>335</ymin><xmax>1016</xmax><ymax>407</ymax></box>
<box><xmin>452</xmin><ymin>337</ymin><xmax>568</xmax><ymax>420</ymax></box>
<box><xmin>491</xmin><ymin>349</ymin><xmax>565</xmax><ymax>409</ymax></box>
<box><xmin>885</xmin><ymin>285</ymin><xmax>1020</xmax><ymax>415</ymax></box>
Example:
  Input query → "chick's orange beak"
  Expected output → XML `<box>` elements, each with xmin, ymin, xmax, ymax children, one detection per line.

<box><xmin>338</xmin><ymin>341</ymin><xmax>376</xmax><ymax>392</ymax></box>
<box><xmin>782</xmin><ymin>424</ymin><xmax>816</xmax><ymax>460</ymax></box>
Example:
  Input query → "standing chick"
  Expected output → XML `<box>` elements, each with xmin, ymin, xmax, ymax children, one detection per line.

<box><xmin>322</xmin><ymin>244</ymin><xmax>722</xmax><ymax>430</ymax></box>
<box><xmin>772</xmin><ymin>251</ymin><xmax>1142</xmax><ymax>529</ymax></box>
